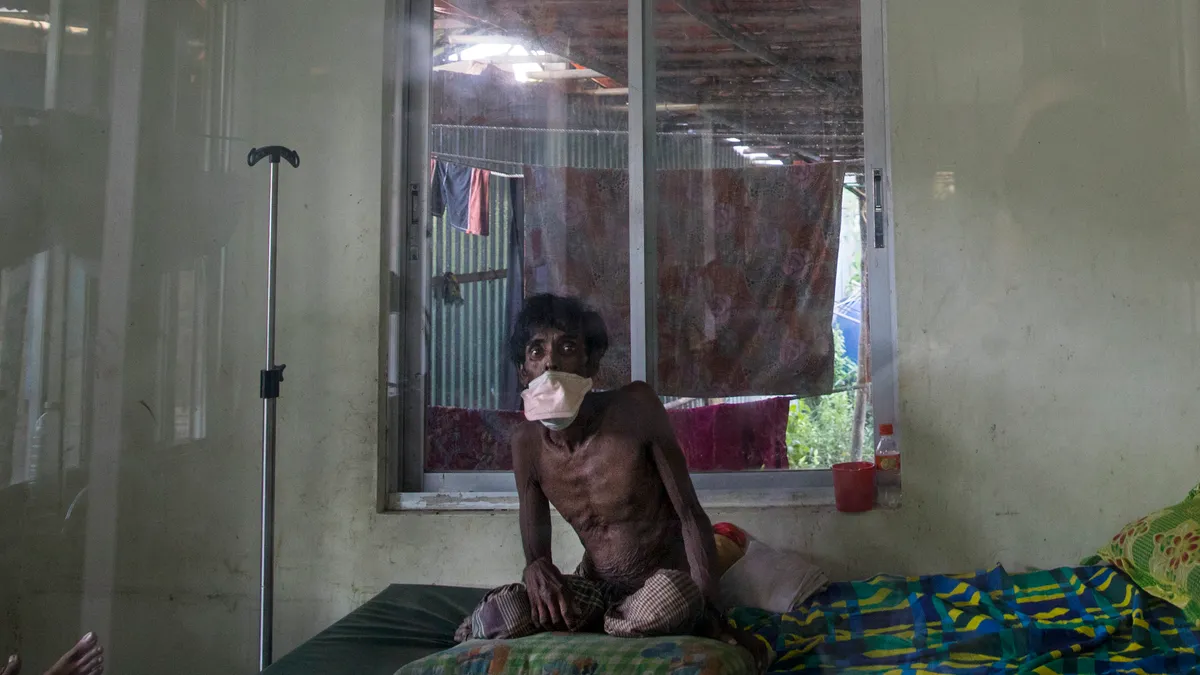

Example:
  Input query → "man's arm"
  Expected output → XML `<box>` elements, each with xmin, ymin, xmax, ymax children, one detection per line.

<box><xmin>629</xmin><ymin>385</ymin><xmax>770</xmax><ymax>672</ymax></box>
<box><xmin>513</xmin><ymin>426</ymin><xmax>575</xmax><ymax>630</ymax></box>
<box><xmin>514</xmin><ymin>426</ymin><xmax>552</xmax><ymax>566</ymax></box>
<box><xmin>628</xmin><ymin>383</ymin><xmax>717</xmax><ymax>599</ymax></box>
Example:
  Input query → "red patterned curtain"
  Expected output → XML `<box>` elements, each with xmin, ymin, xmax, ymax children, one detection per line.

<box><xmin>523</xmin><ymin>163</ymin><xmax>844</xmax><ymax>398</ymax></box>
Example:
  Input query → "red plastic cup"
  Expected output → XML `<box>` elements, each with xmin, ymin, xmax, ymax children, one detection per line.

<box><xmin>832</xmin><ymin>461</ymin><xmax>876</xmax><ymax>512</ymax></box>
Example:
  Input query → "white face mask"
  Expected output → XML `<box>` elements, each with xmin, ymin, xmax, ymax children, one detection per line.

<box><xmin>521</xmin><ymin>371</ymin><xmax>594</xmax><ymax>431</ymax></box>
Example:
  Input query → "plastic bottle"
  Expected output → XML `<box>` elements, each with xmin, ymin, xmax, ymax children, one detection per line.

<box><xmin>874</xmin><ymin>424</ymin><xmax>900</xmax><ymax>487</ymax></box>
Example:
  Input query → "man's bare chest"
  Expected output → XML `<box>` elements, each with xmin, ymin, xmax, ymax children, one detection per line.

<box><xmin>535</xmin><ymin>435</ymin><xmax>657</xmax><ymax>510</ymax></box>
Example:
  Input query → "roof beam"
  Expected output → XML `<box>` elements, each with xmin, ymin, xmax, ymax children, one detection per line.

<box><xmin>525</xmin><ymin>68</ymin><xmax>604</xmax><ymax>80</ymax></box>
<box><xmin>564</xmin><ymin>35</ymin><xmax>861</xmax><ymax>49</ymax></box>
<box><xmin>591</xmin><ymin>10</ymin><xmax>857</xmax><ymax>27</ymax></box>
<box><xmin>657</xmin><ymin>63</ymin><xmax>857</xmax><ymax>78</ymax></box>
<box><xmin>446</xmin><ymin>33</ymin><xmax>524</xmax><ymax>44</ymax></box>
<box><xmin>671</xmin><ymin>0</ymin><xmax>846</xmax><ymax>95</ymax></box>
<box><xmin>468</xmin><ymin>53</ymin><xmax>570</xmax><ymax>64</ymax></box>
<box><xmin>573</xmin><ymin>86</ymin><xmax>631</xmax><ymax>95</ymax></box>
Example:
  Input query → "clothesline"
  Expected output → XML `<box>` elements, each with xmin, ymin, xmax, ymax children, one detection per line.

<box><xmin>433</xmin><ymin>123</ymin><xmax>626</xmax><ymax>136</ymax></box>
<box><xmin>663</xmin><ymin>383</ymin><xmax>869</xmax><ymax>409</ymax></box>
<box><xmin>431</xmin><ymin>152</ymin><xmax>525</xmax><ymax>178</ymax></box>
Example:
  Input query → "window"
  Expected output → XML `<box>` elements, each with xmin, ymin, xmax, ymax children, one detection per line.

<box><xmin>1</xmin><ymin>250</ymin><xmax>97</xmax><ymax>486</ymax></box>
<box><xmin>154</xmin><ymin>256</ymin><xmax>218</xmax><ymax>445</ymax></box>
<box><xmin>384</xmin><ymin>0</ymin><xmax>896</xmax><ymax>501</ymax></box>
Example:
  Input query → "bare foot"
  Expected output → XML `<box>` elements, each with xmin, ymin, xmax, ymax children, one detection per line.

<box><xmin>44</xmin><ymin>634</ymin><xmax>102</xmax><ymax>675</ymax></box>
<box><xmin>2</xmin><ymin>655</ymin><xmax>21</xmax><ymax>675</ymax></box>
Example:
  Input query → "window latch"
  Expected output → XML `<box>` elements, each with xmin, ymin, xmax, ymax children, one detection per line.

<box><xmin>873</xmin><ymin>169</ymin><xmax>886</xmax><ymax>249</ymax></box>
<box><xmin>408</xmin><ymin>182</ymin><xmax>421</xmax><ymax>262</ymax></box>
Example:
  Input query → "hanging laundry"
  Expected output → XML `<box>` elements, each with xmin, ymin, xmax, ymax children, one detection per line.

<box><xmin>468</xmin><ymin>168</ymin><xmax>489</xmax><ymax>236</ymax></box>
<box><xmin>522</xmin><ymin>163</ymin><xmax>845</xmax><ymax>398</ymax></box>
<box><xmin>430</xmin><ymin>159</ymin><xmax>490</xmax><ymax>236</ymax></box>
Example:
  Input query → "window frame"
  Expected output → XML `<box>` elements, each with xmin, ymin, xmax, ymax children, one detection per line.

<box><xmin>380</xmin><ymin>0</ymin><xmax>898</xmax><ymax>506</ymax></box>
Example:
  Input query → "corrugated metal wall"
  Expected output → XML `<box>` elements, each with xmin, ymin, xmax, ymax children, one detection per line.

<box><xmin>428</xmin><ymin>125</ymin><xmax>752</xmax><ymax>410</ymax></box>
<box><xmin>428</xmin><ymin>174</ymin><xmax>512</xmax><ymax>409</ymax></box>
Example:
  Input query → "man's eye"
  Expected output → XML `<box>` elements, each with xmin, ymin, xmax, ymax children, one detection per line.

<box><xmin>529</xmin><ymin>348</ymin><xmax>544</xmax><ymax>358</ymax></box>
<box><xmin>561</xmin><ymin>343</ymin><xmax>576</xmax><ymax>353</ymax></box>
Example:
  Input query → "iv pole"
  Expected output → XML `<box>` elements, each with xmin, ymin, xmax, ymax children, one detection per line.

<box><xmin>247</xmin><ymin>145</ymin><xmax>299</xmax><ymax>671</ymax></box>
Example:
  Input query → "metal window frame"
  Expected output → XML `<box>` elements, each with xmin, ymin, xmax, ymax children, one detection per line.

<box><xmin>629</xmin><ymin>0</ymin><xmax>658</xmax><ymax>386</ymax></box>
<box><xmin>861</xmin><ymin>0</ymin><xmax>899</xmax><ymax>449</ymax></box>
<box><xmin>383</xmin><ymin>0</ymin><xmax>434</xmax><ymax>497</ymax></box>
<box><xmin>382</xmin><ymin>0</ymin><xmax>897</xmax><ymax>506</ymax></box>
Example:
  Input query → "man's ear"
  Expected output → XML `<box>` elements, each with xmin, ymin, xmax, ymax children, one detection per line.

<box><xmin>585</xmin><ymin>347</ymin><xmax>607</xmax><ymax>378</ymax></box>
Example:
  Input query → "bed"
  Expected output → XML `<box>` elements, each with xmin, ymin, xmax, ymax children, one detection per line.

<box><xmin>262</xmin><ymin>565</ymin><xmax>1200</xmax><ymax>674</ymax></box>
<box><xmin>261</xmin><ymin>584</ymin><xmax>487</xmax><ymax>675</ymax></box>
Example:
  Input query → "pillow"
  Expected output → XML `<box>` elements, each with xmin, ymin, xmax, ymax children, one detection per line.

<box><xmin>1094</xmin><ymin>484</ymin><xmax>1200</xmax><ymax>623</ymax></box>
<box><xmin>714</xmin><ymin>522</ymin><xmax>748</xmax><ymax>576</ymax></box>
<box><xmin>396</xmin><ymin>632</ymin><xmax>754</xmax><ymax>675</ymax></box>
<box><xmin>718</xmin><ymin>540</ymin><xmax>828</xmax><ymax>613</ymax></box>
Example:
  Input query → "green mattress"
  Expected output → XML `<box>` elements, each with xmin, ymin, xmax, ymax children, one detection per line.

<box><xmin>261</xmin><ymin>584</ymin><xmax>487</xmax><ymax>675</ymax></box>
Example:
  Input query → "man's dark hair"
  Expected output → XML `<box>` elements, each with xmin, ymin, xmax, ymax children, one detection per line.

<box><xmin>509</xmin><ymin>294</ymin><xmax>609</xmax><ymax>369</ymax></box>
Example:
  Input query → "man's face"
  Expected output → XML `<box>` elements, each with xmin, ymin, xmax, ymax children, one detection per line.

<box><xmin>520</xmin><ymin>326</ymin><xmax>589</xmax><ymax>386</ymax></box>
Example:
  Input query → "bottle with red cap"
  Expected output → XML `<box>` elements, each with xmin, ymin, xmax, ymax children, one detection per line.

<box><xmin>874</xmin><ymin>424</ymin><xmax>900</xmax><ymax>487</ymax></box>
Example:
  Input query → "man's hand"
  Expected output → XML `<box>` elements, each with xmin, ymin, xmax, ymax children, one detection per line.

<box><xmin>522</xmin><ymin>558</ymin><xmax>577</xmax><ymax>631</ymax></box>
<box><xmin>698</xmin><ymin>608</ymin><xmax>769</xmax><ymax>674</ymax></box>
<box><xmin>720</xmin><ymin>624</ymin><xmax>770</xmax><ymax>675</ymax></box>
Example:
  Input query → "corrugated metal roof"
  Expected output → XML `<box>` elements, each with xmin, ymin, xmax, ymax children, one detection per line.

<box><xmin>434</xmin><ymin>0</ymin><xmax>863</xmax><ymax>163</ymax></box>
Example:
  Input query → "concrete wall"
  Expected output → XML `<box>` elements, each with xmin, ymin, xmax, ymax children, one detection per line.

<box><xmin>6</xmin><ymin>0</ymin><xmax>1200</xmax><ymax>672</ymax></box>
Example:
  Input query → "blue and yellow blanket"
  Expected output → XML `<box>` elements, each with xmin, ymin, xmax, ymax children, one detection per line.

<box><xmin>729</xmin><ymin>565</ymin><xmax>1200</xmax><ymax>674</ymax></box>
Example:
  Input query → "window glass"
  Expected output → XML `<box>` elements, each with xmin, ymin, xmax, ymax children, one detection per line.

<box><xmin>419</xmin><ymin>0</ymin><xmax>871</xmax><ymax>477</ymax></box>
<box><xmin>423</xmin><ymin>0</ymin><xmax>630</xmax><ymax>473</ymax></box>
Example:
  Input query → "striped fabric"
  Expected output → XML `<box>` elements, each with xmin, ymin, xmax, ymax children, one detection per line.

<box><xmin>604</xmin><ymin>569</ymin><xmax>705</xmax><ymax>638</ymax></box>
<box><xmin>456</xmin><ymin>569</ymin><xmax>705</xmax><ymax>642</ymax></box>
<box><xmin>457</xmin><ymin>576</ymin><xmax>607</xmax><ymax>642</ymax></box>
<box><xmin>729</xmin><ymin>565</ymin><xmax>1200</xmax><ymax>674</ymax></box>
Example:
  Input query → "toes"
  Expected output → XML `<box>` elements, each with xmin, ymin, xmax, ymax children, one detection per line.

<box><xmin>62</xmin><ymin>657</ymin><xmax>102</xmax><ymax>675</ymax></box>
<box><xmin>74</xmin><ymin>648</ymin><xmax>102</xmax><ymax>671</ymax></box>
<box><xmin>69</xmin><ymin>634</ymin><xmax>97</xmax><ymax>658</ymax></box>
<box><xmin>54</xmin><ymin>634</ymin><xmax>96</xmax><ymax>670</ymax></box>
<box><xmin>47</xmin><ymin>635</ymin><xmax>99</xmax><ymax>675</ymax></box>
<box><xmin>72</xmin><ymin>646</ymin><xmax>103</xmax><ymax>675</ymax></box>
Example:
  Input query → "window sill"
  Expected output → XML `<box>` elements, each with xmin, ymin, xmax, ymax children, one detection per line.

<box><xmin>387</xmin><ymin>484</ymin><xmax>902</xmax><ymax>512</ymax></box>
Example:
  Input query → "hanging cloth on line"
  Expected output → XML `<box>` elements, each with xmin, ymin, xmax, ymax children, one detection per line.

<box><xmin>522</xmin><ymin>163</ymin><xmax>845</xmax><ymax>398</ymax></box>
<box><xmin>431</xmin><ymin>159</ymin><xmax>490</xmax><ymax>236</ymax></box>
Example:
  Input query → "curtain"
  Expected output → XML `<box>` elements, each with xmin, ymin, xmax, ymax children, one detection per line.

<box><xmin>523</xmin><ymin>163</ymin><xmax>844</xmax><ymax>398</ymax></box>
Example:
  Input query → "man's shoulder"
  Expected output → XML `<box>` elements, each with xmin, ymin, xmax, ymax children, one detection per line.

<box><xmin>511</xmin><ymin>420</ymin><xmax>543</xmax><ymax>447</ymax></box>
<box><xmin>510</xmin><ymin>421</ymin><xmax>545</xmax><ymax>472</ymax></box>
<box><xmin>612</xmin><ymin>381</ymin><xmax>661</xmax><ymax>406</ymax></box>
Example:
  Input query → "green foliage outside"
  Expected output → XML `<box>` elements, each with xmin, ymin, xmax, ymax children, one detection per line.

<box><xmin>786</xmin><ymin>324</ymin><xmax>873</xmax><ymax>469</ymax></box>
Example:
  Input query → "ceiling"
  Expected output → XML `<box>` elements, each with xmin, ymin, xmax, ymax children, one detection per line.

<box><xmin>434</xmin><ymin>0</ymin><xmax>863</xmax><ymax>164</ymax></box>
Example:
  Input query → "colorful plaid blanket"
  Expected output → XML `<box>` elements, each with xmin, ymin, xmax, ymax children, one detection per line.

<box><xmin>729</xmin><ymin>565</ymin><xmax>1200</xmax><ymax>674</ymax></box>
<box><xmin>398</xmin><ymin>632</ymin><xmax>755</xmax><ymax>674</ymax></box>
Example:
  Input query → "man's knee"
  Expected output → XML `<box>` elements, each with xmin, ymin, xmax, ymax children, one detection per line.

<box><xmin>469</xmin><ymin>583</ymin><xmax>537</xmax><ymax>641</ymax></box>
<box><xmin>461</xmin><ymin>577</ymin><xmax>608</xmax><ymax>641</ymax></box>
<box><xmin>564</xmin><ymin>576</ymin><xmax>608</xmax><ymax>629</ymax></box>
<box><xmin>604</xmin><ymin>569</ymin><xmax>705</xmax><ymax>638</ymax></box>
